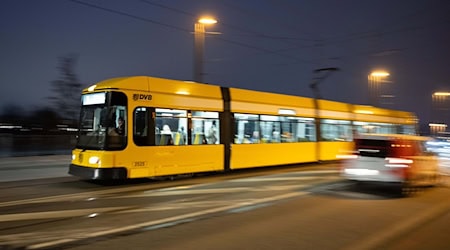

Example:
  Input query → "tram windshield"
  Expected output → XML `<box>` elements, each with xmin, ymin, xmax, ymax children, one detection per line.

<box><xmin>76</xmin><ymin>92</ymin><xmax>127</xmax><ymax>150</ymax></box>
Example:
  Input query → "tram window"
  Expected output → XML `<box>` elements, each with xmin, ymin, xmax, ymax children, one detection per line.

<box><xmin>293</xmin><ymin>117</ymin><xmax>316</xmax><ymax>142</ymax></box>
<box><xmin>133</xmin><ymin>107</ymin><xmax>152</xmax><ymax>146</ymax></box>
<box><xmin>399</xmin><ymin>125</ymin><xmax>416</xmax><ymax>135</ymax></box>
<box><xmin>191</xmin><ymin>111</ymin><xmax>219</xmax><ymax>145</ymax></box>
<box><xmin>354</xmin><ymin>121</ymin><xmax>396</xmax><ymax>135</ymax></box>
<box><xmin>235</xmin><ymin>114</ymin><xmax>315</xmax><ymax>144</ymax></box>
<box><xmin>110</xmin><ymin>91</ymin><xmax>127</xmax><ymax>106</ymax></box>
<box><xmin>235</xmin><ymin>113</ymin><xmax>259</xmax><ymax>144</ymax></box>
<box><xmin>321</xmin><ymin>119</ymin><xmax>352</xmax><ymax>141</ymax></box>
<box><xmin>155</xmin><ymin>108</ymin><xmax>188</xmax><ymax>146</ymax></box>
<box><xmin>260</xmin><ymin>115</ymin><xmax>280</xmax><ymax>143</ymax></box>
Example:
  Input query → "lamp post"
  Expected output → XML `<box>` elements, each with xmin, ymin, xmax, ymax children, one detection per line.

<box><xmin>193</xmin><ymin>17</ymin><xmax>217</xmax><ymax>83</ymax></box>
<box><xmin>368</xmin><ymin>71</ymin><xmax>390</xmax><ymax>106</ymax></box>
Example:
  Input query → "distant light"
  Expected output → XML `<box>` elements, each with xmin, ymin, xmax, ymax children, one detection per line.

<box><xmin>0</xmin><ymin>125</ymin><xmax>22</xmax><ymax>129</ymax></box>
<box><xmin>370</xmin><ymin>71</ymin><xmax>390</xmax><ymax>77</ymax></box>
<box><xmin>429</xmin><ymin>123</ymin><xmax>447</xmax><ymax>128</ymax></box>
<box><xmin>198</xmin><ymin>17</ymin><xmax>217</xmax><ymax>24</ymax></box>
<box><xmin>433</xmin><ymin>92</ymin><xmax>450</xmax><ymax>96</ymax></box>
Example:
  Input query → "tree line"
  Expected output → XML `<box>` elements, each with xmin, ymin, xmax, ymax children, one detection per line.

<box><xmin>1</xmin><ymin>54</ymin><xmax>83</xmax><ymax>134</ymax></box>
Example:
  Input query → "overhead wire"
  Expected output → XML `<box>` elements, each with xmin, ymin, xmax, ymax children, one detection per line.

<box><xmin>68</xmin><ymin>0</ymin><xmax>449</xmax><ymax>67</ymax></box>
<box><xmin>67</xmin><ymin>0</ymin><xmax>191</xmax><ymax>33</ymax></box>
<box><xmin>69</xmin><ymin>0</ymin><xmax>315</xmax><ymax>65</ymax></box>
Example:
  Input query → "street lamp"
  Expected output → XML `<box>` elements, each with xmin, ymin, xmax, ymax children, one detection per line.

<box><xmin>368</xmin><ymin>70</ymin><xmax>390</xmax><ymax>106</ymax></box>
<box><xmin>193</xmin><ymin>17</ymin><xmax>217</xmax><ymax>83</ymax></box>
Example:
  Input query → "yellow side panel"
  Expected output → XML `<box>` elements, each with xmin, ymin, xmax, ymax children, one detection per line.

<box><xmin>230</xmin><ymin>88</ymin><xmax>314</xmax><ymax>107</ymax></box>
<box><xmin>73</xmin><ymin>146</ymin><xmax>224</xmax><ymax>178</ymax></box>
<box><xmin>318</xmin><ymin>100</ymin><xmax>352</xmax><ymax>112</ymax></box>
<box><xmin>129</xmin><ymin>168</ymin><xmax>149</xmax><ymax>178</ymax></box>
<box><xmin>118</xmin><ymin>145</ymin><xmax>224</xmax><ymax>177</ymax></box>
<box><xmin>231</xmin><ymin>143</ymin><xmax>316</xmax><ymax>170</ymax></box>
<box><xmin>229</xmin><ymin>88</ymin><xmax>316</xmax><ymax>116</ymax></box>
<box><xmin>353</xmin><ymin>105</ymin><xmax>417</xmax><ymax>124</ymax></box>
<box><xmin>319</xmin><ymin>141</ymin><xmax>354</xmax><ymax>161</ymax></box>
<box><xmin>149</xmin><ymin>77</ymin><xmax>222</xmax><ymax>99</ymax></box>
<box><xmin>318</xmin><ymin>110</ymin><xmax>352</xmax><ymax>120</ymax></box>
<box><xmin>149</xmin><ymin>93</ymin><xmax>222</xmax><ymax>111</ymax></box>
<box><xmin>231</xmin><ymin>101</ymin><xmax>315</xmax><ymax>117</ymax></box>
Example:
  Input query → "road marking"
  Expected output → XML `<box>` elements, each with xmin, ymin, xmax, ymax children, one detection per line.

<box><xmin>113</xmin><ymin>199</ymin><xmax>253</xmax><ymax>213</ymax></box>
<box><xmin>230</xmin><ymin>176</ymin><xmax>320</xmax><ymax>182</ymax></box>
<box><xmin>25</xmin><ymin>191</ymin><xmax>310</xmax><ymax>249</ymax></box>
<box><xmin>115</xmin><ymin>184</ymin><xmax>309</xmax><ymax>198</ymax></box>
<box><xmin>0</xmin><ymin>206</ymin><xmax>132</xmax><ymax>222</ymax></box>
<box><xmin>0</xmin><ymin>172</ymin><xmax>339</xmax><ymax>208</ymax></box>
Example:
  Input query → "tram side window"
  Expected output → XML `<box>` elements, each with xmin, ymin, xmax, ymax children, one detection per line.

<box><xmin>279</xmin><ymin>116</ymin><xmax>316</xmax><ymax>142</ymax></box>
<box><xmin>321</xmin><ymin>119</ymin><xmax>352</xmax><ymax>141</ymax></box>
<box><xmin>354</xmin><ymin>122</ymin><xmax>396</xmax><ymax>135</ymax></box>
<box><xmin>106</xmin><ymin>105</ymin><xmax>127</xmax><ymax>149</ymax></box>
<box><xmin>155</xmin><ymin>108</ymin><xmax>188</xmax><ymax>146</ymax></box>
<box><xmin>133</xmin><ymin>107</ymin><xmax>151</xmax><ymax>146</ymax></box>
<box><xmin>260</xmin><ymin>115</ymin><xmax>280</xmax><ymax>143</ymax></box>
<box><xmin>294</xmin><ymin>117</ymin><xmax>316</xmax><ymax>142</ymax></box>
<box><xmin>279</xmin><ymin>117</ymin><xmax>294</xmax><ymax>142</ymax></box>
<box><xmin>234</xmin><ymin>114</ymin><xmax>316</xmax><ymax>144</ymax></box>
<box><xmin>191</xmin><ymin>111</ymin><xmax>219</xmax><ymax>145</ymax></box>
<box><xmin>399</xmin><ymin>124</ymin><xmax>416</xmax><ymax>135</ymax></box>
<box><xmin>234</xmin><ymin>113</ymin><xmax>259</xmax><ymax>144</ymax></box>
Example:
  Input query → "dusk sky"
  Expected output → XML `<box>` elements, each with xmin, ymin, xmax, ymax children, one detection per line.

<box><xmin>1</xmin><ymin>0</ymin><xmax>449</xmax><ymax>130</ymax></box>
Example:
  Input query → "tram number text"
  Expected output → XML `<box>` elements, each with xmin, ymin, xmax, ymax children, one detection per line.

<box><xmin>134</xmin><ymin>161</ymin><xmax>146</xmax><ymax>167</ymax></box>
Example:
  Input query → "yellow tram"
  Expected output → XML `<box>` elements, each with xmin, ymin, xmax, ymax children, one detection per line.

<box><xmin>69</xmin><ymin>76</ymin><xmax>417</xmax><ymax>180</ymax></box>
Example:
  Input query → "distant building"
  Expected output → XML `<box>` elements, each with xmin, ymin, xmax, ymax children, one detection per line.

<box><xmin>430</xmin><ymin>92</ymin><xmax>450</xmax><ymax>135</ymax></box>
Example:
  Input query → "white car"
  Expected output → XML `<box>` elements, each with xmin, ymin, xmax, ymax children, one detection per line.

<box><xmin>340</xmin><ymin>134</ymin><xmax>439</xmax><ymax>195</ymax></box>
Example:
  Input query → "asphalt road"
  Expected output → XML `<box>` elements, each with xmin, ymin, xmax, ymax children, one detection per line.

<box><xmin>0</xmin><ymin>157</ymin><xmax>449</xmax><ymax>250</ymax></box>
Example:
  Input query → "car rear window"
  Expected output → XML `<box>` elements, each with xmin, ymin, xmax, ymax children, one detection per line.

<box><xmin>355</xmin><ymin>139</ymin><xmax>390</xmax><ymax>158</ymax></box>
<box><xmin>355</xmin><ymin>138</ymin><xmax>417</xmax><ymax>158</ymax></box>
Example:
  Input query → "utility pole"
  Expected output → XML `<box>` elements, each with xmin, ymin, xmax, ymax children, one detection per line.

<box><xmin>309</xmin><ymin>67</ymin><xmax>339</xmax><ymax>161</ymax></box>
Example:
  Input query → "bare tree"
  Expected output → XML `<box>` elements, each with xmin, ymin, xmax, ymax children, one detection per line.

<box><xmin>49</xmin><ymin>54</ymin><xmax>83</xmax><ymax>124</ymax></box>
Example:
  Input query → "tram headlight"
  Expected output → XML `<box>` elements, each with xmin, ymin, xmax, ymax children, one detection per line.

<box><xmin>72</xmin><ymin>154</ymin><xmax>76</xmax><ymax>161</ymax></box>
<box><xmin>89</xmin><ymin>156</ymin><xmax>101</xmax><ymax>164</ymax></box>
